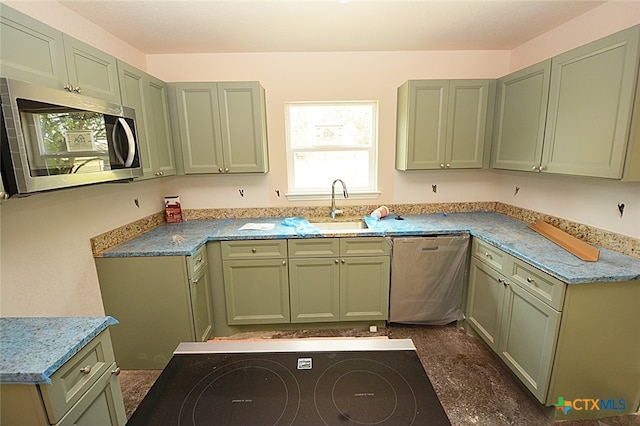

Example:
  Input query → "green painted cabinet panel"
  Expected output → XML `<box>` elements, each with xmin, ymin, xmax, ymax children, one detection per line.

<box><xmin>0</xmin><ymin>4</ymin><xmax>67</xmax><ymax>88</ymax></box>
<box><xmin>498</xmin><ymin>280</ymin><xmax>560</xmax><ymax>403</ymax></box>
<box><xmin>542</xmin><ymin>25</ymin><xmax>640</xmax><ymax>178</ymax></box>
<box><xmin>491</xmin><ymin>60</ymin><xmax>551</xmax><ymax>172</ymax></box>
<box><xmin>223</xmin><ymin>258</ymin><xmax>290</xmax><ymax>325</ymax></box>
<box><xmin>289</xmin><ymin>258</ymin><xmax>340</xmax><ymax>323</ymax></box>
<box><xmin>171</xmin><ymin>81</ymin><xmax>269</xmax><ymax>174</ymax></box>
<box><xmin>62</xmin><ymin>34</ymin><xmax>120</xmax><ymax>103</ymax></box>
<box><xmin>0</xmin><ymin>5</ymin><xmax>120</xmax><ymax>102</ymax></box>
<box><xmin>396</xmin><ymin>79</ymin><xmax>493</xmax><ymax>170</ymax></box>
<box><xmin>340</xmin><ymin>256</ymin><xmax>390</xmax><ymax>321</ymax></box>
<box><xmin>466</xmin><ymin>258</ymin><xmax>505</xmax><ymax>351</ymax></box>
<box><xmin>118</xmin><ymin>61</ymin><xmax>175</xmax><ymax>179</ymax></box>
<box><xmin>95</xmin><ymin>249</ymin><xmax>213</xmax><ymax>369</ymax></box>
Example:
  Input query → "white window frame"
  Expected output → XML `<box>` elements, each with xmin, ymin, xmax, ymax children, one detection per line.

<box><xmin>284</xmin><ymin>101</ymin><xmax>380</xmax><ymax>200</ymax></box>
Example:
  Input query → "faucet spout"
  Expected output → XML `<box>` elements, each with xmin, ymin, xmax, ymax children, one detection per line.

<box><xmin>331</xmin><ymin>179</ymin><xmax>349</xmax><ymax>218</ymax></box>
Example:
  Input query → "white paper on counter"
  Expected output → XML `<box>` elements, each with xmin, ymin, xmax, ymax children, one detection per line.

<box><xmin>238</xmin><ymin>223</ymin><xmax>276</xmax><ymax>231</ymax></box>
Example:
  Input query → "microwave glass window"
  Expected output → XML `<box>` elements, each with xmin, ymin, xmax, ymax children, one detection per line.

<box><xmin>17</xmin><ymin>99</ymin><xmax>117</xmax><ymax>177</ymax></box>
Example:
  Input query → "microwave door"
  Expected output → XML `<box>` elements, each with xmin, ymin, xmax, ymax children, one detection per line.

<box><xmin>106</xmin><ymin>115</ymin><xmax>139</xmax><ymax>170</ymax></box>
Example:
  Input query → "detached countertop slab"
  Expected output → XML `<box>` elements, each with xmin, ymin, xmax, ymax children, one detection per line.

<box><xmin>0</xmin><ymin>316</ymin><xmax>117</xmax><ymax>384</ymax></box>
<box><xmin>99</xmin><ymin>212</ymin><xmax>640</xmax><ymax>285</ymax></box>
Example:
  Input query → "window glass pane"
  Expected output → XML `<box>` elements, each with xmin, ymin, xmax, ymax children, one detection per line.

<box><xmin>293</xmin><ymin>151</ymin><xmax>370</xmax><ymax>190</ymax></box>
<box><xmin>289</xmin><ymin>104</ymin><xmax>374</xmax><ymax>148</ymax></box>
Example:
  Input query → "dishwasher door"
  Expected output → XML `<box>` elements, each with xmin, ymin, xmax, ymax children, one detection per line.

<box><xmin>389</xmin><ymin>235</ymin><xmax>469</xmax><ymax>325</ymax></box>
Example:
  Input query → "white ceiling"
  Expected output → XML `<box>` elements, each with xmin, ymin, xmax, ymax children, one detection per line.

<box><xmin>57</xmin><ymin>0</ymin><xmax>609</xmax><ymax>54</ymax></box>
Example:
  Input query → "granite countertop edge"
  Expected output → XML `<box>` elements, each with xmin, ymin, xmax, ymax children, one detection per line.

<box><xmin>0</xmin><ymin>316</ymin><xmax>118</xmax><ymax>384</ymax></box>
<box><xmin>99</xmin><ymin>212</ymin><xmax>640</xmax><ymax>285</ymax></box>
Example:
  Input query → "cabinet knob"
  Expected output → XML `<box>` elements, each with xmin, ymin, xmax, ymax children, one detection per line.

<box><xmin>539</xmin><ymin>165</ymin><xmax>546</xmax><ymax>171</ymax></box>
<box><xmin>440</xmin><ymin>163</ymin><xmax>445</xmax><ymax>168</ymax></box>
<box><xmin>531</xmin><ymin>165</ymin><xmax>538</xmax><ymax>171</ymax></box>
<box><xmin>251</xmin><ymin>248</ymin><xmax>257</xmax><ymax>253</ymax></box>
<box><xmin>446</xmin><ymin>163</ymin><xmax>451</xmax><ymax>168</ymax></box>
<box><xmin>224</xmin><ymin>168</ymin><xmax>229</xmax><ymax>173</ymax></box>
<box><xmin>341</xmin><ymin>259</ymin><xmax>346</xmax><ymax>264</ymax></box>
<box><xmin>191</xmin><ymin>277</ymin><xmax>201</xmax><ymax>285</ymax></box>
<box><xmin>0</xmin><ymin>192</ymin><xmax>8</xmax><ymax>200</ymax></box>
<box><xmin>218</xmin><ymin>167</ymin><xmax>224</xmax><ymax>173</ymax></box>
<box><xmin>335</xmin><ymin>259</ymin><xmax>339</xmax><ymax>263</ymax></box>
<box><xmin>111</xmin><ymin>367</ymin><xmax>121</xmax><ymax>376</ymax></box>
<box><xmin>484</xmin><ymin>252</ymin><xmax>492</xmax><ymax>259</ymax></box>
<box><xmin>526</xmin><ymin>277</ymin><xmax>535</xmax><ymax>284</ymax></box>
<box><xmin>64</xmin><ymin>83</ymin><xmax>73</xmax><ymax>92</ymax></box>
<box><xmin>73</xmin><ymin>86</ymin><xmax>82</xmax><ymax>94</ymax></box>
<box><xmin>282</xmin><ymin>260</ymin><xmax>286</xmax><ymax>266</ymax></box>
<box><xmin>80</xmin><ymin>365</ymin><xmax>92</xmax><ymax>374</ymax></box>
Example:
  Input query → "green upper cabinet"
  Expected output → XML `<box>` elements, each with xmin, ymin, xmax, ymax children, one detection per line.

<box><xmin>0</xmin><ymin>4</ymin><xmax>67</xmax><ymax>88</ymax></box>
<box><xmin>170</xmin><ymin>81</ymin><xmax>269</xmax><ymax>174</ymax></box>
<box><xmin>492</xmin><ymin>25</ymin><xmax>640</xmax><ymax>180</ymax></box>
<box><xmin>396</xmin><ymin>79</ymin><xmax>494</xmax><ymax>170</ymax></box>
<box><xmin>0</xmin><ymin>5</ymin><xmax>121</xmax><ymax>103</ymax></box>
<box><xmin>491</xmin><ymin>60</ymin><xmax>551</xmax><ymax>172</ymax></box>
<box><xmin>118</xmin><ymin>61</ymin><xmax>175</xmax><ymax>179</ymax></box>
<box><xmin>542</xmin><ymin>25</ymin><xmax>640</xmax><ymax>179</ymax></box>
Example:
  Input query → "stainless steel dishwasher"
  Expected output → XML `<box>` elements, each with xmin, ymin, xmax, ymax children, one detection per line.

<box><xmin>389</xmin><ymin>235</ymin><xmax>469</xmax><ymax>324</ymax></box>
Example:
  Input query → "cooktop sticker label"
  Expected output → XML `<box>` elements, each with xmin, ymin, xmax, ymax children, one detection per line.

<box><xmin>297</xmin><ymin>357</ymin><xmax>312</xmax><ymax>370</ymax></box>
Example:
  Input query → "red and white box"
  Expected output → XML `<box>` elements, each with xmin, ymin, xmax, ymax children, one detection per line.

<box><xmin>164</xmin><ymin>196</ymin><xmax>183</xmax><ymax>223</ymax></box>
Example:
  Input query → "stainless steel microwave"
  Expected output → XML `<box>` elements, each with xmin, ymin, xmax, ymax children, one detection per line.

<box><xmin>0</xmin><ymin>78</ymin><xmax>142</xmax><ymax>198</ymax></box>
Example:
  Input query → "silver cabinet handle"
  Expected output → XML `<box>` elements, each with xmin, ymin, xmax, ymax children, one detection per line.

<box><xmin>440</xmin><ymin>163</ymin><xmax>445</xmax><ymax>168</ymax></box>
<box><xmin>282</xmin><ymin>260</ymin><xmax>286</xmax><ymax>266</ymax></box>
<box><xmin>446</xmin><ymin>163</ymin><xmax>451</xmax><ymax>168</ymax></box>
<box><xmin>484</xmin><ymin>252</ymin><xmax>492</xmax><ymax>259</ymax></box>
<box><xmin>80</xmin><ymin>365</ymin><xmax>92</xmax><ymax>374</ymax></box>
<box><xmin>224</xmin><ymin>168</ymin><xmax>229</xmax><ymax>173</ymax></box>
<box><xmin>251</xmin><ymin>248</ymin><xmax>257</xmax><ymax>253</ymax></box>
<box><xmin>335</xmin><ymin>259</ymin><xmax>339</xmax><ymax>263</ymax></box>
<box><xmin>73</xmin><ymin>86</ymin><xmax>82</xmax><ymax>93</ymax></box>
<box><xmin>218</xmin><ymin>167</ymin><xmax>224</xmax><ymax>172</ymax></box>
<box><xmin>111</xmin><ymin>366</ymin><xmax>121</xmax><ymax>376</ymax></box>
<box><xmin>527</xmin><ymin>277</ymin><xmax>535</xmax><ymax>284</ymax></box>
<box><xmin>341</xmin><ymin>259</ymin><xmax>346</xmax><ymax>264</ymax></box>
<box><xmin>191</xmin><ymin>277</ymin><xmax>201</xmax><ymax>285</ymax></box>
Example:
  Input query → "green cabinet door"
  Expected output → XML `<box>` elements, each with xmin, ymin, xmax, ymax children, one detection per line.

<box><xmin>289</xmin><ymin>258</ymin><xmax>340</xmax><ymax>323</ymax></box>
<box><xmin>223</xmin><ymin>258</ymin><xmax>290</xmax><ymax>325</ymax></box>
<box><xmin>542</xmin><ymin>25</ymin><xmax>640</xmax><ymax>178</ymax></box>
<box><xmin>0</xmin><ymin>4</ymin><xmax>67</xmax><ymax>88</ymax></box>
<box><xmin>218</xmin><ymin>82</ymin><xmax>269</xmax><ymax>173</ymax></box>
<box><xmin>491</xmin><ymin>60</ymin><xmax>551</xmax><ymax>172</ymax></box>
<box><xmin>62</xmin><ymin>34</ymin><xmax>120</xmax><ymax>103</ymax></box>
<box><xmin>498</xmin><ymin>280</ymin><xmax>560</xmax><ymax>403</ymax></box>
<box><xmin>340</xmin><ymin>256</ymin><xmax>390</xmax><ymax>321</ymax></box>
<box><xmin>146</xmin><ymin>76</ymin><xmax>176</xmax><ymax>177</ymax></box>
<box><xmin>446</xmin><ymin>80</ymin><xmax>494</xmax><ymax>169</ymax></box>
<box><xmin>396</xmin><ymin>80</ymin><xmax>449</xmax><ymax>170</ymax></box>
<box><xmin>190</xmin><ymin>267</ymin><xmax>215</xmax><ymax>342</ymax></box>
<box><xmin>172</xmin><ymin>83</ymin><xmax>225</xmax><ymax>173</ymax></box>
<box><xmin>118</xmin><ymin>61</ymin><xmax>175</xmax><ymax>179</ymax></box>
<box><xmin>396</xmin><ymin>79</ymin><xmax>493</xmax><ymax>170</ymax></box>
<box><xmin>466</xmin><ymin>257</ymin><xmax>506</xmax><ymax>351</ymax></box>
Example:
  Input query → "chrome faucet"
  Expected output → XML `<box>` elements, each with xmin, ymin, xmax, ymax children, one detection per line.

<box><xmin>330</xmin><ymin>179</ymin><xmax>349</xmax><ymax>218</ymax></box>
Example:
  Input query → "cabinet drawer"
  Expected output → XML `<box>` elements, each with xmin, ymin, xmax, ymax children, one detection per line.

<box><xmin>340</xmin><ymin>237</ymin><xmax>390</xmax><ymax>257</ymax></box>
<box><xmin>221</xmin><ymin>240</ymin><xmax>287</xmax><ymax>259</ymax></box>
<box><xmin>40</xmin><ymin>329</ymin><xmax>116</xmax><ymax>424</ymax></box>
<box><xmin>187</xmin><ymin>244</ymin><xmax>208</xmax><ymax>278</ymax></box>
<box><xmin>508</xmin><ymin>258</ymin><xmax>566</xmax><ymax>310</ymax></box>
<box><xmin>472</xmin><ymin>238</ymin><xmax>507</xmax><ymax>272</ymax></box>
<box><xmin>288</xmin><ymin>238</ymin><xmax>339</xmax><ymax>258</ymax></box>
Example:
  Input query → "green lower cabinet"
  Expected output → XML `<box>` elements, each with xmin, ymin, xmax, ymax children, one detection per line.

<box><xmin>95</xmin><ymin>246</ymin><xmax>213</xmax><ymax>369</ymax></box>
<box><xmin>467</xmin><ymin>256</ymin><xmax>560</xmax><ymax>403</ymax></box>
<box><xmin>289</xmin><ymin>258</ymin><xmax>340</xmax><ymax>323</ymax></box>
<box><xmin>223</xmin><ymin>258</ymin><xmax>290</xmax><ymax>325</ymax></box>
<box><xmin>339</xmin><ymin>256</ymin><xmax>390</xmax><ymax>321</ymax></box>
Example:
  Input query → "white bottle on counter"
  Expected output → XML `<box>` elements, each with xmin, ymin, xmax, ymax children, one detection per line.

<box><xmin>370</xmin><ymin>206</ymin><xmax>389</xmax><ymax>220</ymax></box>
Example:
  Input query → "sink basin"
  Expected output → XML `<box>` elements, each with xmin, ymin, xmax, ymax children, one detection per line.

<box><xmin>310</xmin><ymin>221</ymin><xmax>369</xmax><ymax>232</ymax></box>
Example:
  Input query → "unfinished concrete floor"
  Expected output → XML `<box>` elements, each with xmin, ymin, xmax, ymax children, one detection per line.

<box><xmin>119</xmin><ymin>324</ymin><xmax>639</xmax><ymax>425</ymax></box>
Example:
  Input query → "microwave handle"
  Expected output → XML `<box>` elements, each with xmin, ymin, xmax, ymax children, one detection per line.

<box><xmin>112</xmin><ymin>118</ymin><xmax>136</xmax><ymax>167</ymax></box>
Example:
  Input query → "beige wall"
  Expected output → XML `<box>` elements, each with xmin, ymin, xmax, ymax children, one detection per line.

<box><xmin>0</xmin><ymin>1</ymin><xmax>639</xmax><ymax>317</ymax></box>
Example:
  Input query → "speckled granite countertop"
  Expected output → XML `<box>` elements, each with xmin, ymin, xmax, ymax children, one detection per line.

<box><xmin>101</xmin><ymin>212</ymin><xmax>640</xmax><ymax>284</ymax></box>
<box><xmin>0</xmin><ymin>317</ymin><xmax>117</xmax><ymax>384</ymax></box>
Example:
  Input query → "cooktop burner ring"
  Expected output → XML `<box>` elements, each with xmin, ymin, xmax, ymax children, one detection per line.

<box><xmin>313</xmin><ymin>357</ymin><xmax>418</xmax><ymax>425</ymax></box>
<box><xmin>177</xmin><ymin>357</ymin><xmax>301</xmax><ymax>425</ymax></box>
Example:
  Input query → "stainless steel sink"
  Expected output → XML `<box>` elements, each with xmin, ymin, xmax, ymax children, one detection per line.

<box><xmin>309</xmin><ymin>221</ymin><xmax>369</xmax><ymax>233</ymax></box>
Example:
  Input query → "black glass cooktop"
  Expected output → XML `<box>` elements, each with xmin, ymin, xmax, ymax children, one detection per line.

<box><xmin>127</xmin><ymin>340</ymin><xmax>451</xmax><ymax>426</ymax></box>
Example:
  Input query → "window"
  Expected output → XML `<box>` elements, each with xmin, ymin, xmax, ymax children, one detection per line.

<box><xmin>285</xmin><ymin>101</ymin><xmax>378</xmax><ymax>199</ymax></box>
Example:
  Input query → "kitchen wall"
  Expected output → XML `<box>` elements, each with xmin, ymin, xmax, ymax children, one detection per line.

<box><xmin>1</xmin><ymin>1</ymin><xmax>638</xmax><ymax>317</ymax></box>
